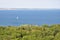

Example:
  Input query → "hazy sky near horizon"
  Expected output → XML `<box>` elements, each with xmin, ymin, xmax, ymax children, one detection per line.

<box><xmin>0</xmin><ymin>0</ymin><xmax>60</xmax><ymax>9</ymax></box>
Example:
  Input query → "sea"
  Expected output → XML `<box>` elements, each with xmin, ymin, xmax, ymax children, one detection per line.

<box><xmin>0</xmin><ymin>9</ymin><xmax>60</xmax><ymax>26</ymax></box>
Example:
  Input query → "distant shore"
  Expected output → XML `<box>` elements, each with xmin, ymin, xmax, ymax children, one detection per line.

<box><xmin>0</xmin><ymin>8</ymin><xmax>60</xmax><ymax>10</ymax></box>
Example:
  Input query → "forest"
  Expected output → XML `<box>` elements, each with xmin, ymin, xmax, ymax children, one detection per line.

<box><xmin>0</xmin><ymin>24</ymin><xmax>60</xmax><ymax>40</ymax></box>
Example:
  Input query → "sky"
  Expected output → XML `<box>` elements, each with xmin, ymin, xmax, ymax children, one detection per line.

<box><xmin>0</xmin><ymin>0</ymin><xmax>60</xmax><ymax>9</ymax></box>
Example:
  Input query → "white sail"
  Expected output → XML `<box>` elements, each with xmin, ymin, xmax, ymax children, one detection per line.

<box><xmin>16</xmin><ymin>16</ymin><xmax>19</xmax><ymax>20</ymax></box>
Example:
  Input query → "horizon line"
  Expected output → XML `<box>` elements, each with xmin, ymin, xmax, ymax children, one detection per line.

<box><xmin>0</xmin><ymin>8</ymin><xmax>60</xmax><ymax>10</ymax></box>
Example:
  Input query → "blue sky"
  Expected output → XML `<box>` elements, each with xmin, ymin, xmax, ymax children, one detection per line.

<box><xmin>0</xmin><ymin>0</ymin><xmax>60</xmax><ymax>9</ymax></box>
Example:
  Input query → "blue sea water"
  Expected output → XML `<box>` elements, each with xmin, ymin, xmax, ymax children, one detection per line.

<box><xmin>0</xmin><ymin>9</ymin><xmax>60</xmax><ymax>26</ymax></box>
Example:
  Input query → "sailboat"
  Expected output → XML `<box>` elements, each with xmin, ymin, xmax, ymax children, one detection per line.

<box><xmin>16</xmin><ymin>16</ymin><xmax>19</xmax><ymax>20</ymax></box>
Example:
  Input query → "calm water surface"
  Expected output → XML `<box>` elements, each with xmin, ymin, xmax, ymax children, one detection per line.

<box><xmin>0</xmin><ymin>10</ymin><xmax>60</xmax><ymax>26</ymax></box>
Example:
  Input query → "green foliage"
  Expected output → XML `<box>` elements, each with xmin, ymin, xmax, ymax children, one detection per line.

<box><xmin>0</xmin><ymin>24</ymin><xmax>60</xmax><ymax>40</ymax></box>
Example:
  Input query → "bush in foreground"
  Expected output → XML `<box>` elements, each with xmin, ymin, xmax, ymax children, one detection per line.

<box><xmin>0</xmin><ymin>24</ymin><xmax>60</xmax><ymax>40</ymax></box>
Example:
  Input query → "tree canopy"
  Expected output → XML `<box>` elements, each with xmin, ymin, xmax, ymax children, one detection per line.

<box><xmin>0</xmin><ymin>24</ymin><xmax>60</xmax><ymax>40</ymax></box>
